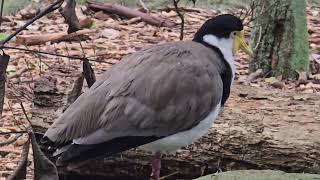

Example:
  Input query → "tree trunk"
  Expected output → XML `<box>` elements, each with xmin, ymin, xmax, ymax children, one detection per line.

<box><xmin>250</xmin><ymin>0</ymin><xmax>309</xmax><ymax>79</ymax></box>
<box><xmin>32</xmin><ymin>75</ymin><xmax>320</xmax><ymax>180</ymax></box>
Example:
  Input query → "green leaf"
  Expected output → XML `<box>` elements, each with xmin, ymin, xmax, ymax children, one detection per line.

<box><xmin>264</xmin><ymin>77</ymin><xmax>277</xmax><ymax>83</ymax></box>
<box><xmin>0</xmin><ymin>33</ymin><xmax>10</xmax><ymax>41</ymax></box>
<box><xmin>6</xmin><ymin>65</ymin><xmax>17</xmax><ymax>74</ymax></box>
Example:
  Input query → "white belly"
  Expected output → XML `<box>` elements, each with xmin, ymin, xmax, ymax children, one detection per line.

<box><xmin>140</xmin><ymin>103</ymin><xmax>221</xmax><ymax>153</ymax></box>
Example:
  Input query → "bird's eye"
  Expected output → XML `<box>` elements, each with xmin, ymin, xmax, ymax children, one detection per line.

<box><xmin>232</xmin><ymin>31</ymin><xmax>237</xmax><ymax>36</ymax></box>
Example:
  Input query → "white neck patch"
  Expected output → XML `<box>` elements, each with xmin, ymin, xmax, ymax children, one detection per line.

<box><xmin>203</xmin><ymin>34</ymin><xmax>235</xmax><ymax>81</ymax></box>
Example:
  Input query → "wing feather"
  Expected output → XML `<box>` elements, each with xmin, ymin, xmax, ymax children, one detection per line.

<box><xmin>44</xmin><ymin>41</ymin><xmax>226</xmax><ymax>144</ymax></box>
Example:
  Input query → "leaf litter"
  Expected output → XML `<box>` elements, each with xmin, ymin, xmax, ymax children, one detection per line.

<box><xmin>0</xmin><ymin>2</ymin><xmax>319</xmax><ymax>179</ymax></box>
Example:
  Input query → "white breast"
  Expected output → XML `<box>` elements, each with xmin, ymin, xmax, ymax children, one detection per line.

<box><xmin>140</xmin><ymin>103</ymin><xmax>221</xmax><ymax>153</ymax></box>
<box><xmin>203</xmin><ymin>34</ymin><xmax>235</xmax><ymax>84</ymax></box>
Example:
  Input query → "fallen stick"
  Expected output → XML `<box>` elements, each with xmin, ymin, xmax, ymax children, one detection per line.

<box><xmin>87</xmin><ymin>1</ymin><xmax>175</xmax><ymax>27</ymax></box>
<box><xmin>16</xmin><ymin>29</ymin><xmax>96</xmax><ymax>46</ymax></box>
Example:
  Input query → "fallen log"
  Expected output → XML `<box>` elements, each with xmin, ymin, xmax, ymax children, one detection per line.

<box><xmin>86</xmin><ymin>1</ymin><xmax>176</xmax><ymax>28</ymax></box>
<box><xmin>31</xmin><ymin>72</ymin><xmax>320</xmax><ymax>179</ymax></box>
<box><xmin>16</xmin><ymin>29</ymin><xmax>96</xmax><ymax>46</ymax></box>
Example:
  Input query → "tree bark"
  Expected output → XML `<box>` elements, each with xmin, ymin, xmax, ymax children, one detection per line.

<box><xmin>32</xmin><ymin>76</ymin><xmax>320</xmax><ymax>179</ymax></box>
<box><xmin>250</xmin><ymin>0</ymin><xmax>309</xmax><ymax>79</ymax></box>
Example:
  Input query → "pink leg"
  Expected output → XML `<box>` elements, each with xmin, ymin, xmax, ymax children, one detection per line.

<box><xmin>150</xmin><ymin>152</ymin><xmax>161</xmax><ymax>180</ymax></box>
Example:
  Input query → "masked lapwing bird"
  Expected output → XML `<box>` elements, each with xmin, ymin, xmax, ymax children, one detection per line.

<box><xmin>42</xmin><ymin>14</ymin><xmax>253</xmax><ymax>179</ymax></box>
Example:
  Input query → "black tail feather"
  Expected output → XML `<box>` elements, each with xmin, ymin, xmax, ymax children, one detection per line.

<box><xmin>56</xmin><ymin>136</ymin><xmax>161</xmax><ymax>166</ymax></box>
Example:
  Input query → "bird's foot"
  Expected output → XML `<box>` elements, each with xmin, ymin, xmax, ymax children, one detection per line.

<box><xmin>150</xmin><ymin>152</ymin><xmax>161</xmax><ymax>180</ymax></box>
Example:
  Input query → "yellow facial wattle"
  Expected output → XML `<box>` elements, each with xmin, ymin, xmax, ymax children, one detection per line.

<box><xmin>232</xmin><ymin>30</ymin><xmax>253</xmax><ymax>57</ymax></box>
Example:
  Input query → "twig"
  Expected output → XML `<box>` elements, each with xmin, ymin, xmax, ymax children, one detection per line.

<box><xmin>7</xmin><ymin>137</ymin><xmax>30</xmax><ymax>180</ymax></box>
<box><xmin>0</xmin><ymin>0</ymin><xmax>64</xmax><ymax>48</ymax></box>
<box><xmin>0</xmin><ymin>133</ymin><xmax>23</xmax><ymax>146</ymax></box>
<box><xmin>173</xmin><ymin>0</ymin><xmax>184</xmax><ymax>41</ymax></box>
<box><xmin>159</xmin><ymin>171</ymin><xmax>179</xmax><ymax>180</ymax></box>
<box><xmin>78</xmin><ymin>40</ymin><xmax>86</xmax><ymax>58</ymax></box>
<box><xmin>139</xmin><ymin>0</ymin><xmax>149</xmax><ymax>13</ymax></box>
<box><xmin>2</xmin><ymin>46</ymin><xmax>114</xmax><ymax>64</ymax></box>
<box><xmin>254</xmin><ymin>25</ymin><xmax>262</xmax><ymax>50</ymax></box>
<box><xmin>19</xmin><ymin>102</ymin><xmax>32</xmax><ymax>127</ymax></box>
<box><xmin>0</xmin><ymin>131</ymin><xmax>28</xmax><ymax>135</ymax></box>
<box><xmin>60</xmin><ymin>0</ymin><xmax>81</xmax><ymax>34</ymax></box>
<box><xmin>78</xmin><ymin>39</ymin><xmax>96</xmax><ymax>87</ymax></box>
<box><xmin>0</xmin><ymin>0</ymin><xmax>4</xmax><ymax>31</ymax></box>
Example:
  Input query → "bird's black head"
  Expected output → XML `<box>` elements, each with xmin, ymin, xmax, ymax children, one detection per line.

<box><xmin>192</xmin><ymin>14</ymin><xmax>253</xmax><ymax>57</ymax></box>
<box><xmin>193</xmin><ymin>14</ymin><xmax>243</xmax><ymax>42</ymax></box>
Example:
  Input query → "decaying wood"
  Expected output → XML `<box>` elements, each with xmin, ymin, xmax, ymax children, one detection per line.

<box><xmin>16</xmin><ymin>29</ymin><xmax>96</xmax><ymax>46</ymax></box>
<box><xmin>32</xmin><ymin>74</ymin><xmax>320</xmax><ymax>179</ymax></box>
<box><xmin>87</xmin><ymin>1</ymin><xmax>175</xmax><ymax>27</ymax></box>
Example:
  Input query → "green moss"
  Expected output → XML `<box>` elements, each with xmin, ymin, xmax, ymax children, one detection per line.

<box><xmin>290</xmin><ymin>0</ymin><xmax>309</xmax><ymax>76</ymax></box>
<box><xmin>195</xmin><ymin>170</ymin><xmax>320</xmax><ymax>180</ymax></box>
<box><xmin>250</xmin><ymin>0</ymin><xmax>309</xmax><ymax>79</ymax></box>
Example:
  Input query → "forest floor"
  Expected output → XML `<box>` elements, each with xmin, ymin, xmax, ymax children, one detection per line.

<box><xmin>0</xmin><ymin>2</ymin><xmax>319</xmax><ymax>180</ymax></box>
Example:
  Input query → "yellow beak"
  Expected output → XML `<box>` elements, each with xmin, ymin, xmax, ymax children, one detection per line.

<box><xmin>233</xmin><ymin>30</ymin><xmax>253</xmax><ymax>57</ymax></box>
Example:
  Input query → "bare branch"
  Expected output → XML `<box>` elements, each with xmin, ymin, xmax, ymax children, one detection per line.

<box><xmin>0</xmin><ymin>0</ymin><xmax>4</xmax><ymax>31</ymax></box>
<box><xmin>60</xmin><ymin>0</ymin><xmax>81</xmax><ymax>34</ymax></box>
<box><xmin>0</xmin><ymin>0</ymin><xmax>64</xmax><ymax>48</ymax></box>
<box><xmin>139</xmin><ymin>0</ymin><xmax>149</xmax><ymax>13</ymax></box>
<box><xmin>19</xmin><ymin>102</ymin><xmax>32</xmax><ymax>127</ymax></box>
<box><xmin>173</xmin><ymin>0</ymin><xmax>185</xmax><ymax>41</ymax></box>
<box><xmin>0</xmin><ymin>131</ymin><xmax>28</xmax><ymax>135</ymax></box>
<box><xmin>7</xmin><ymin>138</ymin><xmax>30</xmax><ymax>180</ymax></box>
<box><xmin>253</xmin><ymin>25</ymin><xmax>262</xmax><ymax>50</ymax></box>
<box><xmin>2</xmin><ymin>46</ymin><xmax>114</xmax><ymax>64</ymax></box>
<box><xmin>0</xmin><ymin>133</ymin><xmax>23</xmax><ymax>147</ymax></box>
<box><xmin>0</xmin><ymin>53</ymin><xmax>9</xmax><ymax>118</ymax></box>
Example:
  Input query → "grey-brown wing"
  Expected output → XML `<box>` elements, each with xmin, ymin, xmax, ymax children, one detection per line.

<box><xmin>44</xmin><ymin>42</ymin><xmax>225</xmax><ymax>144</ymax></box>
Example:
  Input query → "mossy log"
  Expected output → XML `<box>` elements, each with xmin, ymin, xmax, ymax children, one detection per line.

<box><xmin>195</xmin><ymin>170</ymin><xmax>320</xmax><ymax>180</ymax></box>
<box><xmin>250</xmin><ymin>0</ymin><xmax>309</xmax><ymax>78</ymax></box>
<box><xmin>31</xmin><ymin>75</ymin><xmax>320</xmax><ymax>179</ymax></box>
